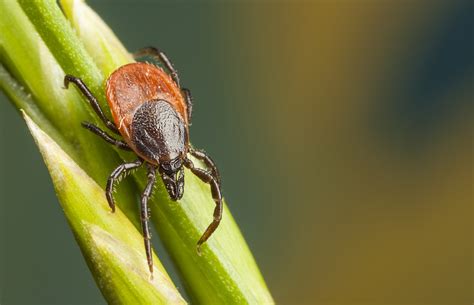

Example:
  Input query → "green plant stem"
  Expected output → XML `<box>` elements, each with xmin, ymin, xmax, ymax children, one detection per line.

<box><xmin>2</xmin><ymin>0</ymin><xmax>275</xmax><ymax>303</ymax></box>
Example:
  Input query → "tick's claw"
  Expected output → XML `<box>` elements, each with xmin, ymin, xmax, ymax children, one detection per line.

<box><xmin>63</xmin><ymin>76</ymin><xmax>71</xmax><ymax>89</ymax></box>
<box><xmin>148</xmin><ymin>264</ymin><xmax>154</xmax><ymax>279</ymax></box>
<box><xmin>196</xmin><ymin>243</ymin><xmax>202</xmax><ymax>256</ymax></box>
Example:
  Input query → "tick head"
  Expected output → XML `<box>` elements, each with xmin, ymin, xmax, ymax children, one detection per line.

<box><xmin>159</xmin><ymin>157</ymin><xmax>184</xmax><ymax>201</ymax></box>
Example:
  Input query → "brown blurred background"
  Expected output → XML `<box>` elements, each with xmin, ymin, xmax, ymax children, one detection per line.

<box><xmin>1</xmin><ymin>1</ymin><xmax>472</xmax><ymax>304</ymax></box>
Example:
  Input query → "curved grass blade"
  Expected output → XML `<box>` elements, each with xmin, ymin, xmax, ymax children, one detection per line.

<box><xmin>24</xmin><ymin>112</ymin><xmax>186</xmax><ymax>305</ymax></box>
<box><xmin>56</xmin><ymin>1</ymin><xmax>274</xmax><ymax>303</ymax></box>
<box><xmin>4</xmin><ymin>0</ymin><xmax>275</xmax><ymax>303</ymax></box>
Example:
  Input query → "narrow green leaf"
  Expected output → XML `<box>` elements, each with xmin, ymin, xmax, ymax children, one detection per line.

<box><xmin>23</xmin><ymin>112</ymin><xmax>186</xmax><ymax>305</ymax></box>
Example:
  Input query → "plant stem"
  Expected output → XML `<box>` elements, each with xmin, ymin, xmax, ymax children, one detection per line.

<box><xmin>2</xmin><ymin>0</ymin><xmax>275</xmax><ymax>303</ymax></box>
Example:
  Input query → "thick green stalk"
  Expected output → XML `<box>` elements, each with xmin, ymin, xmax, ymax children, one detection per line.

<box><xmin>2</xmin><ymin>0</ymin><xmax>274</xmax><ymax>303</ymax></box>
<box><xmin>58</xmin><ymin>1</ymin><xmax>274</xmax><ymax>303</ymax></box>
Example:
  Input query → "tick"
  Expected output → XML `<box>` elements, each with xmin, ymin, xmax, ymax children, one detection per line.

<box><xmin>64</xmin><ymin>47</ymin><xmax>222</xmax><ymax>274</ymax></box>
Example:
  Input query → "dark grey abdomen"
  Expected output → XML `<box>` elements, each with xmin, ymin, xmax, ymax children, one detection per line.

<box><xmin>131</xmin><ymin>99</ymin><xmax>187</xmax><ymax>163</ymax></box>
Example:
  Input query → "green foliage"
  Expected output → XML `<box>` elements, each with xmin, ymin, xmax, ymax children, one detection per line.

<box><xmin>0</xmin><ymin>0</ymin><xmax>274</xmax><ymax>304</ymax></box>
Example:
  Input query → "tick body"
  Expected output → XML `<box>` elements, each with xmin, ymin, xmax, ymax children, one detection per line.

<box><xmin>106</xmin><ymin>62</ymin><xmax>190</xmax><ymax>151</ymax></box>
<box><xmin>64</xmin><ymin>47</ymin><xmax>222</xmax><ymax>275</ymax></box>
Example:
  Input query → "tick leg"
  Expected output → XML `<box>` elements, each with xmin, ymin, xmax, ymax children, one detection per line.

<box><xmin>64</xmin><ymin>75</ymin><xmax>119</xmax><ymax>134</ymax></box>
<box><xmin>189</xmin><ymin>148</ymin><xmax>221</xmax><ymax>185</ymax></box>
<box><xmin>184</xmin><ymin>158</ymin><xmax>223</xmax><ymax>254</ymax></box>
<box><xmin>181</xmin><ymin>88</ymin><xmax>193</xmax><ymax>123</ymax></box>
<box><xmin>106</xmin><ymin>159</ymin><xmax>143</xmax><ymax>212</ymax></box>
<box><xmin>134</xmin><ymin>47</ymin><xmax>180</xmax><ymax>87</ymax></box>
<box><xmin>82</xmin><ymin>122</ymin><xmax>132</xmax><ymax>151</ymax></box>
<box><xmin>141</xmin><ymin>163</ymin><xmax>157</xmax><ymax>274</ymax></box>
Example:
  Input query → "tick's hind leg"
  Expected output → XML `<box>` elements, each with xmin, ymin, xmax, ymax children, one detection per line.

<box><xmin>184</xmin><ymin>158</ymin><xmax>223</xmax><ymax>254</ymax></box>
<box><xmin>106</xmin><ymin>159</ymin><xmax>143</xmax><ymax>212</ymax></box>
<box><xmin>82</xmin><ymin>122</ymin><xmax>131</xmax><ymax>151</ymax></box>
<box><xmin>141</xmin><ymin>163</ymin><xmax>157</xmax><ymax>275</ymax></box>
<box><xmin>64</xmin><ymin>75</ymin><xmax>119</xmax><ymax>134</ymax></box>
<box><xmin>134</xmin><ymin>47</ymin><xmax>180</xmax><ymax>87</ymax></box>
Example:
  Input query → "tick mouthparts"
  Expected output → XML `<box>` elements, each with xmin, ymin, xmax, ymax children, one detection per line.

<box><xmin>166</xmin><ymin>183</ymin><xmax>176</xmax><ymax>197</ymax></box>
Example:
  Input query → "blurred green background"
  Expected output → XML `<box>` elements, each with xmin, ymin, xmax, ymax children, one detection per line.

<box><xmin>1</xmin><ymin>1</ymin><xmax>472</xmax><ymax>304</ymax></box>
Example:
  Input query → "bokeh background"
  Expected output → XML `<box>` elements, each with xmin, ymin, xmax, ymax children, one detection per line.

<box><xmin>1</xmin><ymin>1</ymin><xmax>472</xmax><ymax>304</ymax></box>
